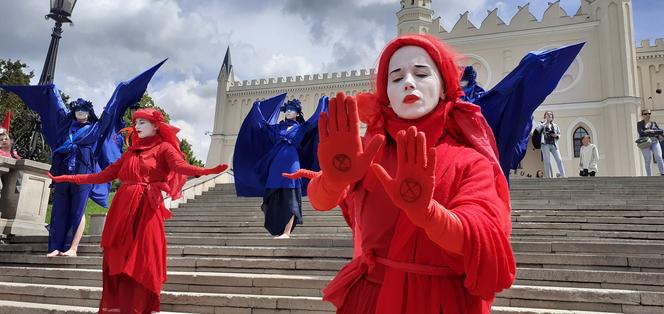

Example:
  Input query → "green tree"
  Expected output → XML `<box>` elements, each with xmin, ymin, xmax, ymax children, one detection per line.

<box><xmin>180</xmin><ymin>139</ymin><xmax>203</xmax><ymax>167</ymax></box>
<box><xmin>0</xmin><ymin>59</ymin><xmax>34</xmax><ymax>143</ymax></box>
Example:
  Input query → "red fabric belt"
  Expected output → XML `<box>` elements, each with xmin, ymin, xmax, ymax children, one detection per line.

<box><xmin>102</xmin><ymin>181</ymin><xmax>171</xmax><ymax>248</ymax></box>
<box><xmin>323</xmin><ymin>251</ymin><xmax>458</xmax><ymax>309</ymax></box>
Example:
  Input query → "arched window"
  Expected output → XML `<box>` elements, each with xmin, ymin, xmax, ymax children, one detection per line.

<box><xmin>573</xmin><ymin>126</ymin><xmax>589</xmax><ymax>158</ymax></box>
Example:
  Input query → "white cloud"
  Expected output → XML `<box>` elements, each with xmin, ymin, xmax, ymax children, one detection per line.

<box><xmin>0</xmin><ymin>0</ymin><xmax>655</xmax><ymax>163</ymax></box>
<box><xmin>263</xmin><ymin>54</ymin><xmax>315</xmax><ymax>77</ymax></box>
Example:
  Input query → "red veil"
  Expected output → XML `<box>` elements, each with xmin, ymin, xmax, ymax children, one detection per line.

<box><xmin>128</xmin><ymin>108</ymin><xmax>187</xmax><ymax>200</ymax></box>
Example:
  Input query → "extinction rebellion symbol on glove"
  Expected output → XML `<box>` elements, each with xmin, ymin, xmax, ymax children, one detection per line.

<box><xmin>400</xmin><ymin>179</ymin><xmax>422</xmax><ymax>203</ymax></box>
<box><xmin>332</xmin><ymin>154</ymin><xmax>352</xmax><ymax>172</ymax></box>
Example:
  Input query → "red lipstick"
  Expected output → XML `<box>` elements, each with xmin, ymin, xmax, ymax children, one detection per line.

<box><xmin>403</xmin><ymin>94</ymin><xmax>420</xmax><ymax>104</ymax></box>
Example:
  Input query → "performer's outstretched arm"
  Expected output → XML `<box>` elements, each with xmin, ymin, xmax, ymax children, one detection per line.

<box><xmin>49</xmin><ymin>154</ymin><xmax>126</xmax><ymax>184</ymax></box>
<box><xmin>161</xmin><ymin>144</ymin><xmax>228</xmax><ymax>177</ymax></box>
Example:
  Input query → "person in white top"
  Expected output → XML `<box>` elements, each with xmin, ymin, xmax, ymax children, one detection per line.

<box><xmin>578</xmin><ymin>135</ymin><xmax>599</xmax><ymax>176</ymax></box>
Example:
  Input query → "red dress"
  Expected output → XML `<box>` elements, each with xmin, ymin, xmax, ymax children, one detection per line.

<box><xmin>312</xmin><ymin>105</ymin><xmax>516</xmax><ymax>314</ymax></box>
<box><xmin>64</xmin><ymin>135</ymin><xmax>208</xmax><ymax>313</ymax></box>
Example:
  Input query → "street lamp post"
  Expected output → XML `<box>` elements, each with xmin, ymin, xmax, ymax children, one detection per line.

<box><xmin>12</xmin><ymin>0</ymin><xmax>77</xmax><ymax>161</ymax></box>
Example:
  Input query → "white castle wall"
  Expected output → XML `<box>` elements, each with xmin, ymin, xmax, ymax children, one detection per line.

<box><xmin>208</xmin><ymin>0</ymin><xmax>663</xmax><ymax>178</ymax></box>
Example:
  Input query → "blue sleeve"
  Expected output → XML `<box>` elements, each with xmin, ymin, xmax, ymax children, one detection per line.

<box><xmin>0</xmin><ymin>84</ymin><xmax>69</xmax><ymax>148</ymax></box>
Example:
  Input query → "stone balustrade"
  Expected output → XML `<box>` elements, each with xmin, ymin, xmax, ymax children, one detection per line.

<box><xmin>0</xmin><ymin>157</ymin><xmax>51</xmax><ymax>237</ymax></box>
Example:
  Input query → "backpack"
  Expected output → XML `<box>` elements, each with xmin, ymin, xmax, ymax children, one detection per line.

<box><xmin>531</xmin><ymin>128</ymin><xmax>542</xmax><ymax>149</ymax></box>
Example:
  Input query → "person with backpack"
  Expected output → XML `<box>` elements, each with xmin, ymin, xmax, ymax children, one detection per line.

<box><xmin>534</xmin><ymin>111</ymin><xmax>566</xmax><ymax>178</ymax></box>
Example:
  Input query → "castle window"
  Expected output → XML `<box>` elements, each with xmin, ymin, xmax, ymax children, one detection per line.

<box><xmin>573</xmin><ymin>126</ymin><xmax>589</xmax><ymax>158</ymax></box>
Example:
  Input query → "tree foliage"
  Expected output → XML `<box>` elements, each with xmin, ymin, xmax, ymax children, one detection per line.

<box><xmin>0</xmin><ymin>59</ymin><xmax>34</xmax><ymax>141</ymax></box>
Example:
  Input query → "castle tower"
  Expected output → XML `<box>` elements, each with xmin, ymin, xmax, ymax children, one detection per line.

<box><xmin>591</xmin><ymin>0</ymin><xmax>639</xmax><ymax>98</ymax></box>
<box><xmin>396</xmin><ymin>0</ymin><xmax>433</xmax><ymax>35</ymax></box>
<box><xmin>206</xmin><ymin>47</ymin><xmax>234</xmax><ymax>166</ymax></box>
<box><xmin>590</xmin><ymin>0</ymin><xmax>643</xmax><ymax>175</ymax></box>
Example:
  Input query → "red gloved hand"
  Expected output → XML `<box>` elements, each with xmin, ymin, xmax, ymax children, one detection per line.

<box><xmin>282</xmin><ymin>169</ymin><xmax>319</xmax><ymax>180</ymax></box>
<box><xmin>200</xmin><ymin>164</ymin><xmax>228</xmax><ymax>176</ymax></box>
<box><xmin>48</xmin><ymin>172</ymin><xmax>78</xmax><ymax>183</ymax></box>
<box><xmin>371</xmin><ymin>126</ymin><xmax>436</xmax><ymax>226</ymax></box>
<box><xmin>318</xmin><ymin>92</ymin><xmax>384</xmax><ymax>189</ymax></box>
<box><xmin>371</xmin><ymin>126</ymin><xmax>464</xmax><ymax>254</ymax></box>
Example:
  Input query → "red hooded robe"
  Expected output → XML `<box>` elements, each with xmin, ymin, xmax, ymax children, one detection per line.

<box><xmin>308</xmin><ymin>35</ymin><xmax>516</xmax><ymax>314</ymax></box>
<box><xmin>56</xmin><ymin>109</ymin><xmax>214</xmax><ymax>313</ymax></box>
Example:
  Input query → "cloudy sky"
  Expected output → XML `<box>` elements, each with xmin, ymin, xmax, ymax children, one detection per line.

<box><xmin>0</xmin><ymin>0</ymin><xmax>661</xmax><ymax>162</ymax></box>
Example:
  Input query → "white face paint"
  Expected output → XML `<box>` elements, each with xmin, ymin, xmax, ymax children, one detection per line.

<box><xmin>134</xmin><ymin>118</ymin><xmax>158</xmax><ymax>138</ymax></box>
<box><xmin>284</xmin><ymin>109</ymin><xmax>298</xmax><ymax>120</ymax></box>
<box><xmin>75</xmin><ymin>110</ymin><xmax>89</xmax><ymax>122</ymax></box>
<box><xmin>387</xmin><ymin>46</ymin><xmax>443</xmax><ymax>120</ymax></box>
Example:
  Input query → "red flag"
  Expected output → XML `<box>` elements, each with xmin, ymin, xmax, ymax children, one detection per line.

<box><xmin>1</xmin><ymin>111</ymin><xmax>10</xmax><ymax>133</ymax></box>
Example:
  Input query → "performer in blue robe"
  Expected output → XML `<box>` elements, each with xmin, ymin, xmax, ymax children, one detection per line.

<box><xmin>0</xmin><ymin>60</ymin><xmax>165</xmax><ymax>256</ymax></box>
<box><xmin>460</xmin><ymin>65</ymin><xmax>485</xmax><ymax>104</ymax></box>
<box><xmin>461</xmin><ymin>43</ymin><xmax>584</xmax><ymax>180</ymax></box>
<box><xmin>233</xmin><ymin>94</ymin><xmax>327</xmax><ymax>238</ymax></box>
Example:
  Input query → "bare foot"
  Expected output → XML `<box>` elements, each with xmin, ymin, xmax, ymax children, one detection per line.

<box><xmin>274</xmin><ymin>234</ymin><xmax>291</xmax><ymax>239</ymax></box>
<box><xmin>46</xmin><ymin>250</ymin><xmax>61</xmax><ymax>257</ymax></box>
<box><xmin>60</xmin><ymin>249</ymin><xmax>77</xmax><ymax>257</ymax></box>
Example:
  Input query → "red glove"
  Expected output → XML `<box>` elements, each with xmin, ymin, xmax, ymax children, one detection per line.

<box><xmin>199</xmin><ymin>164</ymin><xmax>228</xmax><ymax>176</ymax></box>
<box><xmin>317</xmin><ymin>92</ymin><xmax>384</xmax><ymax>189</ymax></box>
<box><xmin>48</xmin><ymin>172</ymin><xmax>81</xmax><ymax>183</ymax></box>
<box><xmin>282</xmin><ymin>169</ymin><xmax>318</xmax><ymax>180</ymax></box>
<box><xmin>371</xmin><ymin>126</ymin><xmax>464</xmax><ymax>254</ymax></box>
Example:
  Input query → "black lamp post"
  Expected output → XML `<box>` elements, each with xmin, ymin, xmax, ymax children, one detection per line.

<box><xmin>12</xmin><ymin>0</ymin><xmax>77</xmax><ymax>161</ymax></box>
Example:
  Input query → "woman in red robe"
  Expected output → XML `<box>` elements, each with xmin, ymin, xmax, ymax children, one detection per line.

<box><xmin>287</xmin><ymin>34</ymin><xmax>515</xmax><ymax>313</ymax></box>
<box><xmin>50</xmin><ymin>108</ymin><xmax>228</xmax><ymax>313</ymax></box>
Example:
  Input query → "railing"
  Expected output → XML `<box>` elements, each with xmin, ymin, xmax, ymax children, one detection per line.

<box><xmin>162</xmin><ymin>171</ymin><xmax>234</xmax><ymax>209</ymax></box>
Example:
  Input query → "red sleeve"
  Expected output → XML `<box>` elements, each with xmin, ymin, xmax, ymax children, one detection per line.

<box><xmin>446</xmin><ymin>155</ymin><xmax>516</xmax><ymax>300</ymax></box>
<box><xmin>161</xmin><ymin>143</ymin><xmax>207</xmax><ymax>177</ymax></box>
<box><xmin>306</xmin><ymin>172</ymin><xmax>350</xmax><ymax>211</ymax></box>
<box><xmin>62</xmin><ymin>153</ymin><xmax>125</xmax><ymax>184</ymax></box>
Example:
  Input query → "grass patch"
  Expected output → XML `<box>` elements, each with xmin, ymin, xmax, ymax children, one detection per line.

<box><xmin>45</xmin><ymin>192</ymin><xmax>114</xmax><ymax>235</ymax></box>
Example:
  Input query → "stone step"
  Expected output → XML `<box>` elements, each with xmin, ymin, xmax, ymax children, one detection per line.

<box><xmin>511</xmin><ymin>229</ymin><xmax>664</xmax><ymax>241</ymax></box>
<box><xmin>7</xmin><ymin>240</ymin><xmax>664</xmax><ymax>256</ymax></box>
<box><xmin>0</xmin><ymin>245</ymin><xmax>354</xmax><ymax>259</ymax></box>
<box><xmin>8</xmin><ymin>235</ymin><xmax>354</xmax><ymax>247</ymax></box>
<box><xmin>5</xmin><ymin>265</ymin><xmax>664</xmax><ymax>296</ymax></box>
<box><xmin>0</xmin><ymin>254</ymin><xmax>347</xmax><ymax>275</ymax></box>
<box><xmin>512</xmin><ymin>209</ymin><xmax>664</xmax><ymax>217</ymax></box>
<box><xmin>0</xmin><ymin>300</ymin><xmax>97</xmax><ymax>314</ymax></box>
<box><xmin>512</xmin><ymin>222</ymin><xmax>664</xmax><ymax>232</ymax></box>
<box><xmin>166</xmin><ymin>216</ymin><xmax>347</xmax><ymax>223</ymax></box>
<box><xmin>491</xmin><ymin>307</ymin><xmax>619</xmax><ymax>314</ymax></box>
<box><xmin>512</xmin><ymin>217</ymin><xmax>664</xmax><ymax>225</ymax></box>
<box><xmin>0</xmin><ymin>266</ymin><xmax>330</xmax><ymax>297</ymax></box>
<box><xmin>0</xmin><ymin>296</ymin><xmax>625</xmax><ymax>314</ymax></box>
<box><xmin>0</xmin><ymin>282</ymin><xmax>338</xmax><ymax>313</ymax></box>
<box><xmin>2</xmin><ymin>250</ymin><xmax>664</xmax><ymax>276</ymax></box>
<box><xmin>515</xmin><ymin>268</ymin><xmax>664</xmax><ymax>291</ymax></box>
<box><xmin>516</xmin><ymin>252</ymin><xmax>664</xmax><ymax>272</ymax></box>
<box><xmin>496</xmin><ymin>285</ymin><xmax>664</xmax><ymax>313</ymax></box>
<box><xmin>0</xmin><ymin>280</ymin><xmax>659</xmax><ymax>314</ymax></box>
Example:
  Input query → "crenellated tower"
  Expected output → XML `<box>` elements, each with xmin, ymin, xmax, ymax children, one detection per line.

<box><xmin>397</xmin><ymin>0</ymin><xmax>433</xmax><ymax>35</ymax></box>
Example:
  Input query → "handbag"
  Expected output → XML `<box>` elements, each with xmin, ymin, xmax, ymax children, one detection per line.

<box><xmin>635</xmin><ymin>136</ymin><xmax>653</xmax><ymax>149</ymax></box>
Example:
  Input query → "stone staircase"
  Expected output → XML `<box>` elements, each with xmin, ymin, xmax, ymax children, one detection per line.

<box><xmin>0</xmin><ymin>177</ymin><xmax>663</xmax><ymax>313</ymax></box>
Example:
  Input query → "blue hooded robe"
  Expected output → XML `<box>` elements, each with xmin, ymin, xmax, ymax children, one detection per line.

<box><xmin>462</xmin><ymin>43</ymin><xmax>584</xmax><ymax>180</ymax></box>
<box><xmin>233</xmin><ymin>94</ymin><xmax>327</xmax><ymax>235</ymax></box>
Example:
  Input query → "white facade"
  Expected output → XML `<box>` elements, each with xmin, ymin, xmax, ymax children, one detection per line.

<box><xmin>207</xmin><ymin>0</ymin><xmax>664</xmax><ymax>177</ymax></box>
